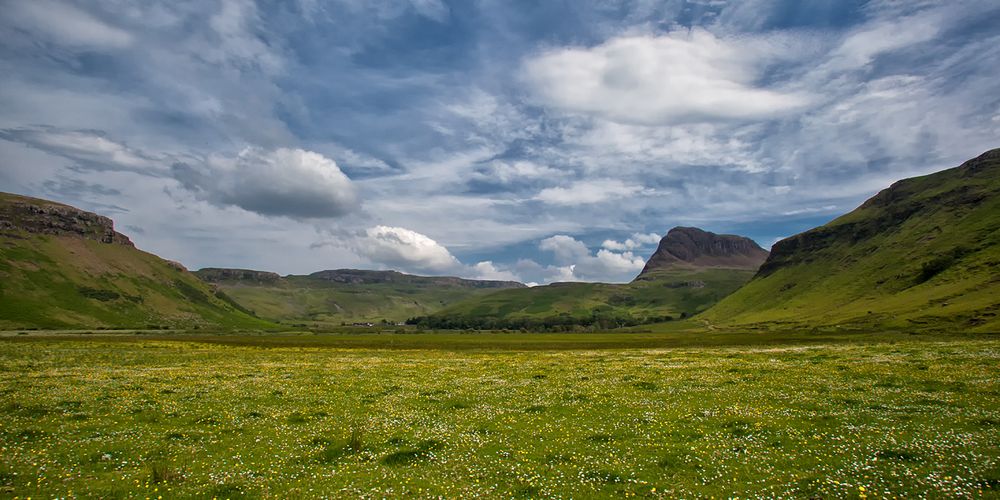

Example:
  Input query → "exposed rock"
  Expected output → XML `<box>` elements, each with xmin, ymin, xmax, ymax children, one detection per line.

<box><xmin>195</xmin><ymin>268</ymin><xmax>282</xmax><ymax>284</ymax></box>
<box><xmin>0</xmin><ymin>193</ymin><xmax>133</xmax><ymax>246</ymax></box>
<box><xmin>308</xmin><ymin>269</ymin><xmax>525</xmax><ymax>289</ymax></box>
<box><xmin>165</xmin><ymin>260</ymin><xmax>188</xmax><ymax>272</ymax></box>
<box><xmin>636</xmin><ymin>227</ymin><xmax>768</xmax><ymax>279</ymax></box>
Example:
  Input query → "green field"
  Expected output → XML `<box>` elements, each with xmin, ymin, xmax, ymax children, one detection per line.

<box><xmin>2</xmin><ymin>332</ymin><xmax>998</xmax><ymax>498</ymax></box>
<box><xmin>203</xmin><ymin>275</ymin><xmax>520</xmax><ymax>328</ymax></box>
<box><xmin>417</xmin><ymin>268</ymin><xmax>756</xmax><ymax>330</ymax></box>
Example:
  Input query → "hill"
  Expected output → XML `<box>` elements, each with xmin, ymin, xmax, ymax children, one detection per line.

<box><xmin>411</xmin><ymin>227</ymin><xmax>766</xmax><ymax>331</ymax></box>
<box><xmin>193</xmin><ymin>268</ymin><xmax>526</xmax><ymax>327</ymax></box>
<box><xmin>637</xmin><ymin>226</ymin><xmax>768</xmax><ymax>278</ymax></box>
<box><xmin>701</xmin><ymin>148</ymin><xmax>1000</xmax><ymax>332</ymax></box>
<box><xmin>0</xmin><ymin>192</ymin><xmax>273</xmax><ymax>330</ymax></box>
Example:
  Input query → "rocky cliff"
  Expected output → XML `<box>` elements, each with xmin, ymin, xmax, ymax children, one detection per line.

<box><xmin>0</xmin><ymin>192</ymin><xmax>133</xmax><ymax>246</ymax></box>
<box><xmin>195</xmin><ymin>268</ymin><xmax>283</xmax><ymax>284</ymax></box>
<box><xmin>309</xmin><ymin>269</ymin><xmax>525</xmax><ymax>289</ymax></box>
<box><xmin>636</xmin><ymin>227</ymin><xmax>768</xmax><ymax>279</ymax></box>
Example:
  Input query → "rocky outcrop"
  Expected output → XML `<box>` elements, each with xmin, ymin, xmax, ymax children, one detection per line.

<box><xmin>309</xmin><ymin>269</ymin><xmax>526</xmax><ymax>289</ymax></box>
<box><xmin>195</xmin><ymin>268</ymin><xmax>282</xmax><ymax>284</ymax></box>
<box><xmin>636</xmin><ymin>227</ymin><xmax>768</xmax><ymax>279</ymax></box>
<box><xmin>0</xmin><ymin>193</ymin><xmax>133</xmax><ymax>246</ymax></box>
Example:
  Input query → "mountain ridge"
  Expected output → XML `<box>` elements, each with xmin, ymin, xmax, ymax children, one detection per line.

<box><xmin>702</xmin><ymin>148</ymin><xmax>1000</xmax><ymax>331</ymax></box>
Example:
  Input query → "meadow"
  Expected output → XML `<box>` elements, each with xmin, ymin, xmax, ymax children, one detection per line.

<box><xmin>1</xmin><ymin>332</ymin><xmax>998</xmax><ymax>498</ymax></box>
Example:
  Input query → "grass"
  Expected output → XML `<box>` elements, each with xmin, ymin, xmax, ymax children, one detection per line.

<box><xmin>422</xmin><ymin>268</ymin><xmax>756</xmax><ymax>329</ymax></box>
<box><xmin>201</xmin><ymin>273</ymin><xmax>523</xmax><ymax>327</ymax></box>
<box><xmin>0</xmin><ymin>232</ymin><xmax>273</xmax><ymax>330</ymax></box>
<box><xmin>703</xmin><ymin>148</ymin><xmax>1000</xmax><ymax>332</ymax></box>
<box><xmin>1</xmin><ymin>332</ymin><xmax>998</xmax><ymax>498</ymax></box>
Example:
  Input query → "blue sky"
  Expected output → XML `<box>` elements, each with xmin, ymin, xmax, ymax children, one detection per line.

<box><xmin>1</xmin><ymin>0</ymin><xmax>999</xmax><ymax>284</ymax></box>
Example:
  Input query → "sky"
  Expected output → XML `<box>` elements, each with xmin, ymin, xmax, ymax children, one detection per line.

<box><xmin>1</xmin><ymin>0</ymin><xmax>999</xmax><ymax>285</ymax></box>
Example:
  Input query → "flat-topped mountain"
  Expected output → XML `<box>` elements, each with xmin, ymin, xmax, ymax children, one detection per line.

<box><xmin>704</xmin><ymin>148</ymin><xmax>1000</xmax><ymax>331</ymax></box>
<box><xmin>193</xmin><ymin>267</ymin><xmax>525</xmax><ymax>327</ymax></box>
<box><xmin>195</xmin><ymin>268</ymin><xmax>282</xmax><ymax>284</ymax></box>
<box><xmin>0</xmin><ymin>192</ymin><xmax>272</xmax><ymax>330</ymax></box>
<box><xmin>308</xmin><ymin>269</ymin><xmax>525</xmax><ymax>289</ymax></box>
<box><xmin>0</xmin><ymin>192</ymin><xmax>133</xmax><ymax>246</ymax></box>
<box><xmin>636</xmin><ymin>227</ymin><xmax>768</xmax><ymax>279</ymax></box>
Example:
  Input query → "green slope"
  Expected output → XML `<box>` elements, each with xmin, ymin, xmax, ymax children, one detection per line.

<box><xmin>195</xmin><ymin>269</ymin><xmax>526</xmax><ymax>327</ymax></box>
<box><xmin>0</xmin><ymin>193</ymin><xmax>273</xmax><ymax>330</ymax></box>
<box><xmin>414</xmin><ymin>268</ymin><xmax>757</xmax><ymax>330</ymax></box>
<box><xmin>702</xmin><ymin>148</ymin><xmax>1000</xmax><ymax>332</ymax></box>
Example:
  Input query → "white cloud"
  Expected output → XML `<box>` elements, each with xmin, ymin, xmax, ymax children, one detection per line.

<box><xmin>470</xmin><ymin>261</ymin><xmax>520</xmax><ymax>282</ymax></box>
<box><xmin>522</xmin><ymin>29</ymin><xmax>812</xmax><ymax>125</ymax></box>
<box><xmin>353</xmin><ymin>225</ymin><xmax>462</xmax><ymax>273</ymax></box>
<box><xmin>534</xmin><ymin>179</ymin><xmax>647</xmax><ymax>205</ymax></box>
<box><xmin>602</xmin><ymin>232</ymin><xmax>661</xmax><ymax>251</ymax></box>
<box><xmin>540</xmin><ymin>235</ymin><xmax>646</xmax><ymax>282</ymax></box>
<box><xmin>0</xmin><ymin>127</ymin><xmax>163</xmax><ymax>172</ymax></box>
<box><xmin>206</xmin><ymin>0</ymin><xmax>285</xmax><ymax>74</ymax></box>
<box><xmin>476</xmin><ymin>160</ymin><xmax>563</xmax><ymax>184</ymax></box>
<box><xmin>821</xmin><ymin>12</ymin><xmax>943</xmax><ymax>73</ymax></box>
<box><xmin>4</xmin><ymin>0</ymin><xmax>132</xmax><ymax>49</ymax></box>
<box><xmin>174</xmin><ymin>147</ymin><xmax>358</xmax><ymax>219</ymax></box>
<box><xmin>539</xmin><ymin>235</ymin><xmax>591</xmax><ymax>264</ymax></box>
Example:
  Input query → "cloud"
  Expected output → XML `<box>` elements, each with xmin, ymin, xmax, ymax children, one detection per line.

<box><xmin>409</xmin><ymin>0</ymin><xmax>450</xmax><ymax>23</ymax></box>
<box><xmin>534</xmin><ymin>179</ymin><xmax>647</xmax><ymax>205</ymax></box>
<box><xmin>540</xmin><ymin>234</ymin><xmax>646</xmax><ymax>282</ymax></box>
<box><xmin>602</xmin><ymin>232</ymin><xmax>661</xmax><ymax>251</ymax></box>
<box><xmin>539</xmin><ymin>235</ymin><xmax>591</xmax><ymax>264</ymax></box>
<box><xmin>0</xmin><ymin>127</ymin><xmax>164</xmax><ymax>173</ymax></box>
<box><xmin>469</xmin><ymin>261</ymin><xmax>520</xmax><ymax>282</ymax></box>
<box><xmin>205</xmin><ymin>0</ymin><xmax>285</xmax><ymax>74</ymax></box>
<box><xmin>473</xmin><ymin>160</ymin><xmax>563</xmax><ymax>184</ymax></box>
<box><xmin>173</xmin><ymin>147</ymin><xmax>358</xmax><ymax>219</ymax></box>
<box><xmin>352</xmin><ymin>225</ymin><xmax>462</xmax><ymax>273</ymax></box>
<box><xmin>522</xmin><ymin>29</ymin><xmax>812</xmax><ymax>125</ymax></box>
<box><xmin>4</xmin><ymin>0</ymin><xmax>132</xmax><ymax>49</ymax></box>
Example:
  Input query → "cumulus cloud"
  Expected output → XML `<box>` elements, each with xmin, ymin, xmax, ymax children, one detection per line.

<box><xmin>469</xmin><ymin>261</ymin><xmax>520</xmax><ymax>282</ymax></box>
<box><xmin>539</xmin><ymin>235</ymin><xmax>591</xmax><ymax>264</ymax></box>
<box><xmin>522</xmin><ymin>29</ymin><xmax>812</xmax><ymax>125</ymax></box>
<box><xmin>602</xmin><ymin>232</ymin><xmax>661</xmax><ymax>251</ymax></box>
<box><xmin>352</xmin><ymin>225</ymin><xmax>462</xmax><ymax>273</ymax></box>
<box><xmin>173</xmin><ymin>147</ymin><xmax>358</xmax><ymax>219</ymax></box>
<box><xmin>534</xmin><ymin>179</ymin><xmax>647</xmax><ymax>205</ymax></box>
<box><xmin>540</xmin><ymin>235</ymin><xmax>646</xmax><ymax>282</ymax></box>
<box><xmin>348</xmin><ymin>226</ymin><xmax>529</xmax><ymax>282</ymax></box>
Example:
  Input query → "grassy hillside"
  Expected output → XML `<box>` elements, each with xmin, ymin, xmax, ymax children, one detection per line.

<box><xmin>702</xmin><ymin>148</ymin><xmax>1000</xmax><ymax>332</ymax></box>
<box><xmin>0</xmin><ymin>193</ymin><xmax>273</xmax><ymax>330</ymax></box>
<box><xmin>195</xmin><ymin>269</ymin><xmax>525</xmax><ymax>327</ymax></box>
<box><xmin>414</xmin><ymin>268</ymin><xmax>756</xmax><ymax>330</ymax></box>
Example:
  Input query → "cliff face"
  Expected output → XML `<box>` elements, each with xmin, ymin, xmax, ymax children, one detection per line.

<box><xmin>637</xmin><ymin>227</ymin><xmax>768</xmax><ymax>279</ymax></box>
<box><xmin>195</xmin><ymin>268</ymin><xmax>282</xmax><ymax>284</ymax></box>
<box><xmin>0</xmin><ymin>193</ymin><xmax>133</xmax><ymax>246</ymax></box>
<box><xmin>309</xmin><ymin>269</ymin><xmax>526</xmax><ymax>289</ymax></box>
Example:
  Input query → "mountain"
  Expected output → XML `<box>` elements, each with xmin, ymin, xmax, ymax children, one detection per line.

<box><xmin>637</xmin><ymin>227</ymin><xmax>769</xmax><ymax>278</ymax></box>
<box><xmin>0</xmin><ymin>193</ymin><xmax>272</xmax><ymax>330</ymax></box>
<box><xmin>193</xmin><ymin>268</ymin><xmax>525</xmax><ymax>327</ymax></box>
<box><xmin>702</xmin><ymin>148</ymin><xmax>1000</xmax><ymax>332</ymax></box>
<box><xmin>411</xmin><ymin>227</ymin><xmax>767</xmax><ymax>330</ymax></box>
